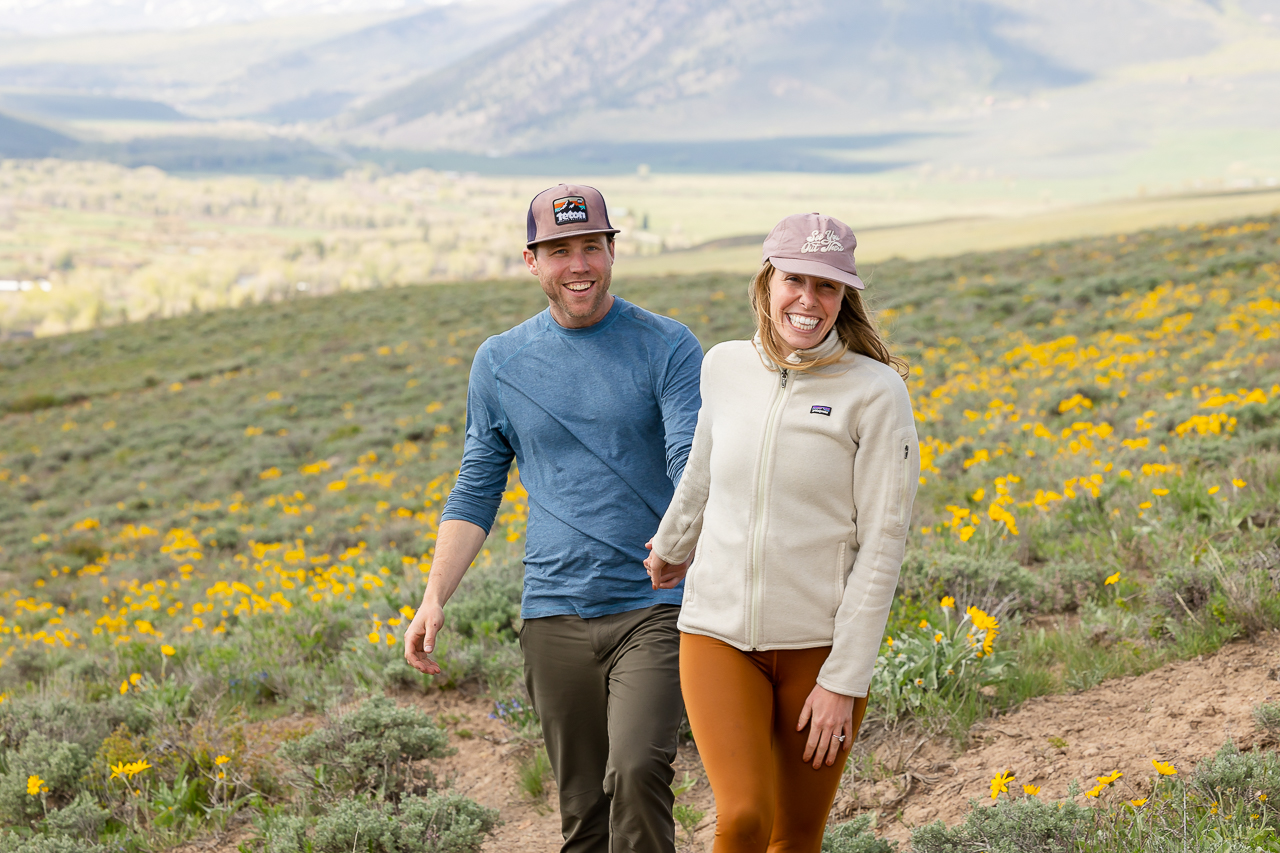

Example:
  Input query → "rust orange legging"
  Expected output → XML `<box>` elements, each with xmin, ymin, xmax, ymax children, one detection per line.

<box><xmin>680</xmin><ymin>632</ymin><xmax>868</xmax><ymax>853</ymax></box>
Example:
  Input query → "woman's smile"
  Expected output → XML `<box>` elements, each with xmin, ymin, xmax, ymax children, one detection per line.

<box><xmin>771</xmin><ymin>270</ymin><xmax>843</xmax><ymax>352</ymax></box>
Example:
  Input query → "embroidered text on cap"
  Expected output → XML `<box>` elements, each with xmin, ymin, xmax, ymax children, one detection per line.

<box><xmin>801</xmin><ymin>230</ymin><xmax>844</xmax><ymax>254</ymax></box>
<box><xmin>553</xmin><ymin>196</ymin><xmax>589</xmax><ymax>225</ymax></box>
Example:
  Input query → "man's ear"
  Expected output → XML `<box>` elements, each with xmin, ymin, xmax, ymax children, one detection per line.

<box><xmin>523</xmin><ymin>247</ymin><xmax>538</xmax><ymax>276</ymax></box>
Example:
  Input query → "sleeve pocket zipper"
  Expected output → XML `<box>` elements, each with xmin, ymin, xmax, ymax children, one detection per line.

<box><xmin>898</xmin><ymin>442</ymin><xmax>912</xmax><ymax>529</ymax></box>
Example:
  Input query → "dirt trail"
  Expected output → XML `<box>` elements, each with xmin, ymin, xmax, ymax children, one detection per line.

<box><xmin>412</xmin><ymin>629</ymin><xmax>1280</xmax><ymax>851</ymax></box>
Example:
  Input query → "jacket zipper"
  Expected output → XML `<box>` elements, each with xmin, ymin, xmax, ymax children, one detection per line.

<box><xmin>748</xmin><ymin>367</ymin><xmax>788</xmax><ymax>649</ymax></box>
<box><xmin>899</xmin><ymin>442</ymin><xmax>911</xmax><ymax>527</ymax></box>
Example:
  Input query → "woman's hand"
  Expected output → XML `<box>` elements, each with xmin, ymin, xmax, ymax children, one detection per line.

<box><xmin>797</xmin><ymin>684</ymin><xmax>855</xmax><ymax>769</ymax></box>
<box><xmin>643</xmin><ymin>539</ymin><xmax>692</xmax><ymax>589</ymax></box>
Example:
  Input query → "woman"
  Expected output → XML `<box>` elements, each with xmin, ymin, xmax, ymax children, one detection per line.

<box><xmin>644</xmin><ymin>212</ymin><xmax>919</xmax><ymax>852</ymax></box>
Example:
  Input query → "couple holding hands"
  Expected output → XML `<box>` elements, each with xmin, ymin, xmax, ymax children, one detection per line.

<box><xmin>405</xmin><ymin>184</ymin><xmax>919</xmax><ymax>853</ymax></box>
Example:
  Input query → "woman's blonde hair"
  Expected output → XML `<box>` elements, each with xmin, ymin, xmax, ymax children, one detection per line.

<box><xmin>749</xmin><ymin>261</ymin><xmax>909</xmax><ymax>380</ymax></box>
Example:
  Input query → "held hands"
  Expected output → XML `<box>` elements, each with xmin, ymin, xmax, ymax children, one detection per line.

<box><xmin>643</xmin><ymin>539</ymin><xmax>692</xmax><ymax>590</ymax></box>
<box><xmin>403</xmin><ymin>600</ymin><xmax>445</xmax><ymax>675</ymax></box>
<box><xmin>797</xmin><ymin>684</ymin><xmax>855</xmax><ymax>769</ymax></box>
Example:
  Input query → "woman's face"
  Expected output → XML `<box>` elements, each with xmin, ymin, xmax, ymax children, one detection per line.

<box><xmin>768</xmin><ymin>267</ymin><xmax>844</xmax><ymax>354</ymax></box>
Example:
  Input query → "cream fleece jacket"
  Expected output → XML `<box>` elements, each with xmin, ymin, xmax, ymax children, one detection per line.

<box><xmin>650</xmin><ymin>332</ymin><xmax>920</xmax><ymax>698</ymax></box>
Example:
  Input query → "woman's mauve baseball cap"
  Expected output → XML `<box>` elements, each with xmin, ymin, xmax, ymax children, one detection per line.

<box><xmin>526</xmin><ymin>183</ymin><xmax>620</xmax><ymax>248</ymax></box>
<box><xmin>762</xmin><ymin>212</ymin><xmax>864</xmax><ymax>290</ymax></box>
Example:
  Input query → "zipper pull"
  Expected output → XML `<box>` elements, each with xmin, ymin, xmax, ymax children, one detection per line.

<box><xmin>780</xmin><ymin>368</ymin><xmax>788</xmax><ymax>388</ymax></box>
<box><xmin>904</xmin><ymin>444</ymin><xmax>910</xmax><ymax>460</ymax></box>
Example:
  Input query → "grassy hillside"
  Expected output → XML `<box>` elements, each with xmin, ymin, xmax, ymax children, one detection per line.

<box><xmin>0</xmin><ymin>214</ymin><xmax>1278</xmax><ymax>851</ymax></box>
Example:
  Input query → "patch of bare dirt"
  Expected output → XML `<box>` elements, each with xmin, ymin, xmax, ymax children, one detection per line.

<box><xmin>403</xmin><ymin>690</ymin><xmax>717</xmax><ymax>852</ymax></box>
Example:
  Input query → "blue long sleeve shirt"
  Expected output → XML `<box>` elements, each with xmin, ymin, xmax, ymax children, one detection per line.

<box><xmin>440</xmin><ymin>297</ymin><xmax>703</xmax><ymax>619</ymax></box>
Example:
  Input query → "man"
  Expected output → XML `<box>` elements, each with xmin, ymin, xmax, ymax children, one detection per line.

<box><xmin>404</xmin><ymin>183</ymin><xmax>702</xmax><ymax>853</ymax></box>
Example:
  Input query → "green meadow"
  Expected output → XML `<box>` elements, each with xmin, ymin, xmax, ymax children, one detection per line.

<box><xmin>1</xmin><ymin>211</ymin><xmax>1279</xmax><ymax>852</ymax></box>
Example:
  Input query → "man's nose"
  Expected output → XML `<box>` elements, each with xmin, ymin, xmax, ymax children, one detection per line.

<box><xmin>568</xmin><ymin>250</ymin><xmax>590</xmax><ymax>271</ymax></box>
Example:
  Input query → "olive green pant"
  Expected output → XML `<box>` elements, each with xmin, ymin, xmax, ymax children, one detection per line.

<box><xmin>520</xmin><ymin>604</ymin><xmax>683</xmax><ymax>853</ymax></box>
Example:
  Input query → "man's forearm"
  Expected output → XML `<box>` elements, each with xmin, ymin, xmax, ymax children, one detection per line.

<box><xmin>422</xmin><ymin>519</ymin><xmax>489</xmax><ymax>608</ymax></box>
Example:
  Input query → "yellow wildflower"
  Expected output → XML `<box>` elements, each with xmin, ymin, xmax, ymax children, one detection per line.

<box><xmin>1023</xmin><ymin>784</ymin><xmax>1040</xmax><ymax>796</ymax></box>
<box><xmin>1152</xmin><ymin>759</ymin><xmax>1177</xmax><ymax>775</ymax></box>
<box><xmin>27</xmin><ymin>775</ymin><xmax>47</xmax><ymax>796</ymax></box>
<box><xmin>990</xmin><ymin>770</ymin><xmax>1015</xmax><ymax>799</ymax></box>
<box><xmin>1105</xmin><ymin>572</ymin><xmax>1120</xmax><ymax>586</ymax></box>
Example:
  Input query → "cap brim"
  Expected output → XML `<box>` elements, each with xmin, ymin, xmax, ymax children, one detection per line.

<box><xmin>527</xmin><ymin>227</ymin><xmax>621</xmax><ymax>249</ymax></box>
<box><xmin>769</xmin><ymin>256</ymin><xmax>864</xmax><ymax>290</ymax></box>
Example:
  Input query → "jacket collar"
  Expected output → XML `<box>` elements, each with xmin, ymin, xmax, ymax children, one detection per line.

<box><xmin>752</xmin><ymin>330</ymin><xmax>842</xmax><ymax>369</ymax></box>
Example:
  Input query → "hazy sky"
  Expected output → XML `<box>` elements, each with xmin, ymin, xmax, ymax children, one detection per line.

<box><xmin>0</xmin><ymin>0</ymin><xmax>468</xmax><ymax>35</ymax></box>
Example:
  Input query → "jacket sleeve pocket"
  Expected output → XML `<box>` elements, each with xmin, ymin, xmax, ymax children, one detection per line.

<box><xmin>887</xmin><ymin>426</ymin><xmax>920</xmax><ymax>538</ymax></box>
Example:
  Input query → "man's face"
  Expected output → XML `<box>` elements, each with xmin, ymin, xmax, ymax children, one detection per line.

<box><xmin>523</xmin><ymin>234</ymin><xmax>616</xmax><ymax>329</ymax></box>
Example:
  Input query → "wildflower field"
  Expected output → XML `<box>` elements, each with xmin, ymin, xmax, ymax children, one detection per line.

<box><xmin>1</xmin><ymin>210</ymin><xmax>1279</xmax><ymax>852</ymax></box>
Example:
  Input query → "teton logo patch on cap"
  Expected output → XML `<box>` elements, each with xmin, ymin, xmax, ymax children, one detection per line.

<box><xmin>811</xmin><ymin>405</ymin><xmax>832</xmax><ymax>416</ymax></box>
<box><xmin>553</xmin><ymin>196</ymin><xmax>589</xmax><ymax>225</ymax></box>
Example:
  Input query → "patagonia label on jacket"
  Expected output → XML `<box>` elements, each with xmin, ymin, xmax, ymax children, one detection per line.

<box><xmin>810</xmin><ymin>405</ymin><xmax>832</xmax><ymax>416</ymax></box>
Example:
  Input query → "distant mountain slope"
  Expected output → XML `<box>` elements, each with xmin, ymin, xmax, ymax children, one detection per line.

<box><xmin>195</xmin><ymin>0</ymin><xmax>561</xmax><ymax>121</ymax></box>
<box><xmin>337</xmin><ymin>0</ymin><xmax>1222</xmax><ymax>151</ymax></box>
<box><xmin>0</xmin><ymin>93</ymin><xmax>188</xmax><ymax>121</ymax></box>
<box><xmin>0</xmin><ymin>111</ymin><xmax>75</xmax><ymax>157</ymax></box>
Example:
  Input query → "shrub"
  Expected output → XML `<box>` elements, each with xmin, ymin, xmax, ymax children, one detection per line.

<box><xmin>0</xmin><ymin>832</ymin><xmax>107</xmax><ymax>853</ymax></box>
<box><xmin>0</xmin><ymin>734</ymin><xmax>91</xmax><ymax>823</ymax></box>
<box><xmin>0</xmin><ymin>694</ymin><xmax>149</xmax><ymax>758</ymax></box>
<box><xmin>1191</xmin><ymin>742</ymin><xmax>1280</xmax><ymax>813</ymax></box>
<box><xmin>42</xmin><ymin>792</ymin><xmax>109</xmax><ymax>841</ymax></box>
<box><xmin>1152</xmin><ymin>562</ymin><xmax>1218</xmax><ymax>620</ymax></box>
<box><xmin>250</xmin><ymin>793</ymin><xmax>498</xmax><ymax>853</ymax></box>
<box><xmin>821</xmin><ymin>813</ymin><xmax>898</xmax><ymax>852</ymax></box>
<box><xmin>446</xmin><ymin>566</ymin><xmax>522</xmax><ymax>641</ymax></box>
<box><xmin>279</xmin><ymin>694</ymin><xmax>450</xmax><ymax>798</ymax></box>
<box><xmin>1255</xmin><ymin>701</ymin><xmax>1280</xmax><ymax>735</ymax></box>
<box><xmin>910</xmin><ymin>795</ymin><xmax>1092</xmax><ymax>853</ymax></box>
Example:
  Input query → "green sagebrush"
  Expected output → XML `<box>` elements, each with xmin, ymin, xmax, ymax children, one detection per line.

<box><xmin>0</xmin><ymin>734</ymin><xmax>90</xmax><ymax>824</ymax></box>
<box><xmin>910</xmin><ymin>794</ymin><xmax>1092</xmax><ymax>853</ymax></box>
<box><xmin>821</xmin><ymin>813</ymin><xmax>897</xmax><ymax>852</ymax></box>
<box><xmin>0</xmin><ymin>832</ymin><xmax>108</xmax><ymax>853</ymax></box>
<box><xmin>279</xmin><ymin>694</ymin><xmax>450</xmax><ymax>799</ymax></box>
<box><xmin>247</xmin><ymin>792</ymin><xmax>498</xmax><ymax>853</ymax></box>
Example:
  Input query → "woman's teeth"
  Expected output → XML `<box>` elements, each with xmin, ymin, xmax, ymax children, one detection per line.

<box><xmin>787</xmin><ymin>314</ymin><xmax>819</xmax><ymax>331</ymax></box>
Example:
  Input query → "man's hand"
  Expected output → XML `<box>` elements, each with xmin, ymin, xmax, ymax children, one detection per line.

<box><xmin>403</xmin><ymin>600</ymin><xmax>445</xmax><ymax>674</ymax></box>
<box><xmin>643</xmin><ymin>539</ymin><xmax>692</xmax><ymax>590</ymax></box>
<box><xmin>402</xmin><ymin>520</ymin><xmax>488</xmax><ymax>676</ymax></box>
<box><xmin>797</xmin><ymin>684</ymin><xmax>855</xmax><ymax>769</ymax></box>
